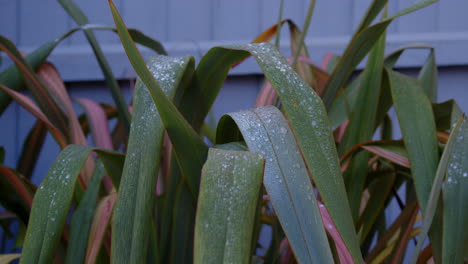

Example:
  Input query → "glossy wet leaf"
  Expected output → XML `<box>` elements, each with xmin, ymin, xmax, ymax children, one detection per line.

<box><xmin>20</xmin><ymin>145</ymin><xmax>92</xmax><ymax>264</ymax></box>
<box><xmin>442</xmin><ymin>116</ymin><xmax>467</xmax><ymax>263</ymax></box>
<box><xmin>66</xmin><ymin>161</ymin><xmax>105</xmax><ymax>264</ymax></box>
<box><xmin>205</xmin><ymin>42</ymin><xmax>360</xmax><ymax>262</ymax></box>
<box><xmin>217</xmin><ymin>106</ymin><xmax>334</xmax><ymax>263</ymax></box>
<box><xmin>109</xmin><ymin>1</ymin><xmax>208</xmax><ymax>197</ymax></box>
<box><xmin>194</xmin><ymin>148</ymin><xmax>264</xmax><ymax>264</ymax></box>
<box><xmin>111</xmin><ymin>55</ymin><xmax>191</xmax><ymax>263</ymax></box>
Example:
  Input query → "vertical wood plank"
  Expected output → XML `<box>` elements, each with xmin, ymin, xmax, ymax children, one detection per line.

<box><xmin>122</xmin><ymin>0</ymin><xmax>169</xmax><ymax>41</ymax></box>
<box><xmin>0</xmin><ymin>103</ymin><xmax>18</xmax><ymax>168</ymax></box>
<box><xmin>68</xmin><ymin>0</ymin><xmax>123</xmax><ymax>45</ymax></box>
<box><xmin>352</xmin><ymin>0</ymin><xmax>372</xmax><ymax>30</ymax></box>
<box><xmin>213</xmin><ymin>0</ymin><xmax>260</xmax><ymax>41</ymax></box>
<box><xmin>167</xmin><ymin>0</ymin><xmax>212</xmax><ymax>41</ymax></box>
<box><xmin>211</xmin><ymin>76</ymin><xmax>261</xmax><ymax>121</ymax></box>
<box><xmin>260</xmin><ymin>0</ymin><xmax>305</xmax><ymax>41</ymax></box>
<box><xmin>395</xmin><ymin>0</ymin><xmax>438</xmax><ymax>33</ymax></box>
<box><xmin>19</xmin><ymin>0</ymin><xmax>69</xmax><ymax>46</ymax></box>
<box><xmin>0</xmin><ymin>0</ymin><xmax>19</xmax><ymax>43</ymax></box>
<box><xmin>309</xmin><ymin>0</ymin><xmax>353</xmax><ymax>37</ymax></box>
<box><xmin>437</xmin><ymin>0</ymin><xmax>468</xmax><ymax>32</ymax></box>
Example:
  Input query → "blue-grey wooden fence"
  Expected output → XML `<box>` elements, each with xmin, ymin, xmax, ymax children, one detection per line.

<box><xmin>0</xmin><ymin>0</ymin><xmax>467</xmax><ymax>256</ymax></box>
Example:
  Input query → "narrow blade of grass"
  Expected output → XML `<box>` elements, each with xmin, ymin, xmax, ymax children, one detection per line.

<box><xmin>74</xmin><ymin>98</ymin><xmax>113</xmax><ymax>149</ymax></box>
<box><xmin>86</xmin><ymin>192</ymin><xmax>117</xmax><ymax>264</ymax></box>
<box><xmin>217</xmin><ymin>106</ymin><xmax>334</xmax><ymax>263</ymax></box>
<box><xmin>387</xmin><ymin>69</ymin><xmax>442</xmax><ymax>262</ymax></box>
<box><xmin>322</xmin><ymin>0</ymin><xmax>440</xmax><ymax>109</ymax></box>
<box><xmin>170</xmin><ymin>182</ymin><xmax>196</xmax><ymax>264</ymax></box>
<box><xmin>0</xmin><ymin>25</ymin><xmax>165</xmax><ymax>116</ymax></box>
<box><xmin>194</xmin><ymin>148</ymin><xmax>264</xmax><ymax>264</ymax></box>
<box><xmin>58</xmin><ymin>0</ymin><xmax>131</xmax><ymax>131</ymax></box>
<box><xmin>338</xmin><ymin>26</ymin><xmax>386</xmax><ymax>219</ymax></box>
<box><xmin>417</xmin><ymin>49</ymin><xmax>438</xmax><ymax>102</ymax></box>
<box><xmin>0</xmin><ymin>37</ymin><xmax>69</xmax><ymax>135</ymax></box>
<box><xmin>65</xmin><ymin>161</ymin><xmax>105</xmax><ymax>264</ymax></box>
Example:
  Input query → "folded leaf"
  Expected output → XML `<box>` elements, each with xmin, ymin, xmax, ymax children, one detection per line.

<box><xmin>194</xmin><ymin>148</ymin><xmax>264</xmax><ymax>264</ymax></box>
<box><xmin>217</xmin><ymin>106</ymin><xmax>334</xmax><ymax>263</ymax></box>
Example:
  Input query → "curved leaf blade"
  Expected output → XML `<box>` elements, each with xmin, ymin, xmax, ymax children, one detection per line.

<box><xmin>194</xmin><ymin>148</ymin><xmax>264</xmax><ymax>264</ymax></box>
<box><xmin>108</xmin><ymin>1</ymin><xmax>208</xmax><ymax>196</ymax></box>
<box><xmin>217</xmin><ymin>106</ymin><xmax>334</xmax><ymax>263</ymax></box>
<box><xmin>442</xmin><ymin>116</ymin><xmax>467</xmax><ymax>263</ymax></box>
<box><xmin>111</xmin><ymin>55</ymin><xmax>192</xmax><ymax>263</ymax></box>
<box><xmin>387</xmin><ymin>69</ymin><xmax>443</xmax><ymax>261</ymax></box>
<box><xmin>20</xmin><ymin>145</ymin><xmax>92</xmax><ymax>264</ymax></box>
<box><xmin>211</xmin><ymin>43</ymin><xmax>361</xmax><ymax>262</ymax></box>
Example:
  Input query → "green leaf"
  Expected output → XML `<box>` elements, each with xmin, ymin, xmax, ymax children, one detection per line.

<box><xmin>20</xmin><ymin>145</ymin><xmax>92</xmax><ymax>264</ymax></box>
<box><xmin>111</xmin><ymin>55</ymin><xmax>190</xmax><ymax>263</ymax></box>
<box><xmin>170</xmin><ymin>182</ymin><xmax>196</xmax><ymax>264</ymax></box>
<box><xmin>338</xmin><ymin>27</ymin><xmax>386</xmax><ymax>219</ymax></box>
<box><xmin>194</xmin><ymin>148</ymin><xmax>264</xmax><ymax>264</ymax></box>
<box><xmin>327</xmin><ymin>76</ymin><xmax>360</xmax><ymax>130</ymax></box>
<box><xmin>432</xmin><ymin>100</ymin><xmax>463</xmax><ymax>131</ymax></box>
<box><xmin>357</xmin><ymin>172</ymin><xmax>395</xmax><ymax>244</ymax></box>
<box><xmin>0</xmin><ymin>36</ymin><xmax>69</xmax><ymax>135</ymax></box>
<box><xmin>217</xmin><ymin>106</ymin><xmax>334</xmax><ymax>263</ymax></box>
<box><xmin>442</xmin><ymin>116</ymin><xmax>467</xmax><ymax>263</ymax></box>
<box><xmin>410</xmin><ymin>116</ymin><xmax>466</xmax><ymax>263</ymax></box>
<box><xmin>0</xmin><ymin>25</ymin><xmax>165</xmax><ymax>116</ymax></box>
<box><xmin>109</xmin><ymin>1</ymin><xmax>208</xmax><ymax>196</ymax></box>
<box><xmin>387</xmin><ymin>69</ymin><xmax>442</xmax><ymax>262</ymax></box>
<box><xmin>93</xmin><ymin>149</ymin><xmax>125</xmax><ymax>190</ymax></box>
<box><xmin>58</xmin><ymin>0</ymin><xmax>130</xmax><ymax>131</ymax></box>
<box><xmin>418</xmin><ymin>49</ymin><xmax>438</xmax><ymax>102</ymax></box>
<box><xmin>322</xmin><ymin>0</ymin><xmax>440</xmax><ymax>109</ymax></box>
<box><xmin>65</xmin><ymin>161</ymin><xmax>105</xmax><ymax>264</ymax></box>
<box><xmin>203</xmin><ymin>42</ymin><xmax>361</xmax><ymax>262</ymax></box>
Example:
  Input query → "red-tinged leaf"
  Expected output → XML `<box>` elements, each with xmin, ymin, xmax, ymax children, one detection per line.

<box><xmin>0</xmin><ymin>84</ymin><xmax>67</xmax><ymax>148</ymax></box>
<box><xmin>0</xmin><ymin>37</ymin><xmax>69</xmax><ymax>134</ymax></box>
<box><xmin>74</xmin><ymin>98</ymin><xmax>113</xmax><ymax>150</ymax></box>
<box><xmin>255</xmin><ymin>79</ymin><xmax>278</xmax><ymax>107</ymax></box>
<box><xmin>361</xmin><ymin>145</ymin><xmax>410</xmax><ymax>168</ymax></box>
<box><xmin>390</xmin><ymin>207</ymin><xmax>419</xmax><ymax>263</ymax></box>
<box><xmin>0</xmin><ymin>166</ymin><xmax>34</xmax><ymax>224</ymax></box>
<box><xmin>318</xmin><ymin>202</ymin><xmax>354</xmax><ymax>264</ymax></box>
<box><xmin>16</xmin><ymin>121</ymin><xmax>47</xmax><ymax>179</ymax></box>
<box><xmin>35</xmin><ymin>63</ymin><xmax>95</xmax><ymax>185</ymax></box>
<box><xmin>341</xmin><ymin>140</ymin><xmax>410</xmax><ymax>168</ymax></box>
<box><xmin>85</xmin><ymin>192</ymin><xmax>117</xmax><ymax>264</ymax></box>
<box><xmin>287</xmin><ymin>56</ymin><xmax>330</xmax><ymax>96</ymax></box>
<box><xmin>366</xmin><ymin>201</ymin><xmax>418</xmax><ymax>262</ymax></box>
